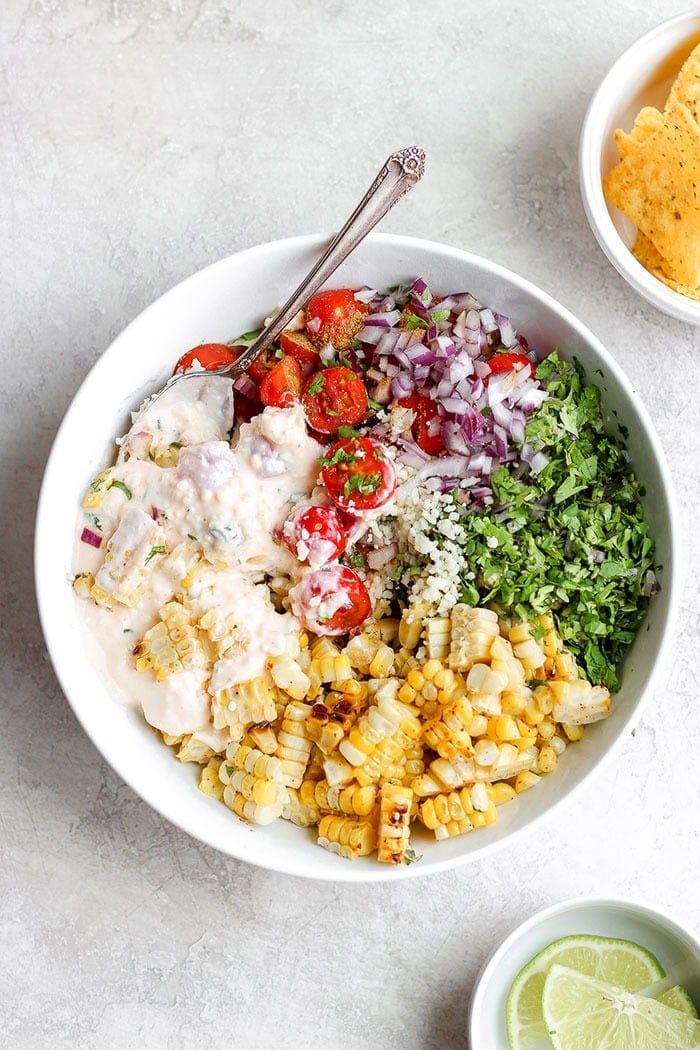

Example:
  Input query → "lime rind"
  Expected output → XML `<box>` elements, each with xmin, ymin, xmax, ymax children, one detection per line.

<box><xmin>541</xmin><ymin>964</ymin><xmax>700</xmax><ymax>1050</ymax></box>
<box><xmin>506</xmin><ymin>934</ymin><xmax>666</xmax><ymax>1050</ymax></box>
<box><xmin>658</xmin><ymin>984</ymin><xmax>699</xmax><ymax>1018</ymax></box>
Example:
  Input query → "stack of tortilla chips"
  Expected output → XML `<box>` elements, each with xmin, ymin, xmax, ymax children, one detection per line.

<box><xmin>604</xmin><ymin>42</ymin><xmax>700</xmax><ymax>300</ymax></box>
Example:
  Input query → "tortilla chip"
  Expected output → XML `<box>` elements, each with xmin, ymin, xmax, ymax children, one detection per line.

<box><xmin>632</xmin><ymin>231</ymin><xmax>700</xmax><ymax>299</ymax></box>
<box><xmin>604</xmin><ymin>102</ymin><xmax>700</xmax><ymax>287</ymax></box>
<box><xmin>666</xmin><ymin>41</ymin><xmax>700</xmax><ymax>125</ymax></box>
<box><xmin>614</xmin><ymin>106</ymin><xmax>664</xmax><ymax>158</ymax></box>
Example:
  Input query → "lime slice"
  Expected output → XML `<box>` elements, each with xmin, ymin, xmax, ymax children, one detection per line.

<box><xmin>506</xmin><ymin>934</ymin><xmax>665</xmax><ymax>1049</ymax></box>
<box><xmin>541</xmin><ymin>964</ymin><xmax>700</xmax><ymax>1049</ymax></box>
<box><xmin>658</xmin><ymin>985</ymin><xmax>699</xmax><ymax>1018</ymax></box>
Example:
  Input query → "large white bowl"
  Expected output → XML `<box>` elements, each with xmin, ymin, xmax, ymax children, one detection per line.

<box><xmin>579</xmin><ymin>11</ymin><xmax>700</xmax><ymax>324</ymax></box>
<box><xmin>35</xmin><ymin>233</ymin><xmax>679</xmax><ymax>881</ymax></box>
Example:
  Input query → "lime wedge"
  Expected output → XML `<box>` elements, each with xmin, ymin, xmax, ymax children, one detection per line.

<box><xmin>506</xmin><ymin>934</ymin><xmax>665</xmax><ymax>1049</ymax></box>
<box><xmin>658</xmin><ymin>985</ymin><xmax>699</xmax><ymax>1018</ymax></box>
<box><xmin>541</xmin><ymin>964</ymin><xmax>700</xmax><ymax>1049</ymax></box>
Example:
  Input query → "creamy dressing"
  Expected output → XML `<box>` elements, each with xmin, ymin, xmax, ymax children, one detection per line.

<box><xmin>75</xmin><ymin>384</ymin><xmax>323</xmax><ymax>743</ymax></box>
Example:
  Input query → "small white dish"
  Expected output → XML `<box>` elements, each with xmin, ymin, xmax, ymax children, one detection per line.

<box><xmin>579</xmin><ymin>11</ymin><xmax>700</xmax><ymax>325</ymax></box>
<box><xmin>468</xmin><ymin>896</ymin><xmax>700</xmax><ymax>1049</ymax></box>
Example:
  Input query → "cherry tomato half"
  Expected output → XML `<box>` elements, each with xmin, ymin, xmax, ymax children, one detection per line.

<box><xmin>280</xmin><ymin>504</ymin><xmax>347</xmax><ymax>567</ymax></box>
<box><xmin>302</xmin><ymin>366</ymin><xmax>368</xmax><ymax>434</ymax></box>
<box><xmin>279</xmin><ymin>330</ymin><xmax>320</xmax><ymax>377</ymax></box>
<box><xmin>295</xmin><ymin>564</ymin><xmax>371</xmax><ymax>636</ymax></box>
<box><xmin>485</xmin><ymin>351</ymin><xmax>534</xmax><ymax>380</ymax></box>
<box><xmin>321</xmin><ymin>436</ymin><xmax>396</xmax><ymax>512</ymax></box>
<box><xmin>173</xmin><ymin>343</ymin><xmax>239</xmax><ymax>375</ymax></box>
<box><xmin>305</xmin><ymin>288</ymin><xmax>368</xmax><ymax>348</ymax></box>
<box><xmin>398</xmin><ymin>392</ymin><xmax>445</xmax><ymax>456</ymax></box>
<box><xmin>259</xmin><ymin>356</ymin><xmax>302</xmax><ymax>408</ymax></box>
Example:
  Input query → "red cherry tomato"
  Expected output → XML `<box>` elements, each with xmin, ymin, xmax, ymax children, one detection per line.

<box><xmin>485</xmin><ymin>352</ymin><xmax>534</xmax><ymax>380</ymax></box>
<box><xmin>280</xmin><ymin>504</ymin><xmax>347</xmax><ymax>567</ymax></box>
<box><xmin>259</xmin><ymin>356</ymin><xmax>303</xmax><ymax>408</ymax></box>
<box><xmin>247</xmin><ymin>348</ymin><xmax>278</xmax><ymax>384</ymax></box>
<box><xmin>302</xmin><ymin>366</ymin><xmax>368</xmax><ymax>434</ymax></box>
<box><xmin>295</xmin><ymin>564</ymin><xmax>371</xmax><ymax>636</ymax></box>
<box><xmin>321</xmin><ymin>436</ymin><xmax>396</xmax><ymax>512</ymax></box>
<box><xmin>173</xmin><ymin>343</ymin><xmax>239</xmax><ymax>375</ymax></box>
<box><xmin>305</xmin><ymin>288</ymin><xmax>368</xmax><ymax>348</ymax></box>
<box><xmin>398</xmin><ymin>392</ymin><xmax>445</xmax><ymax>456</ymax></box>
<box><xmin>279</xmin><ymin>331</ymin><xmax>320</xmax><ymax>377</ymax></box>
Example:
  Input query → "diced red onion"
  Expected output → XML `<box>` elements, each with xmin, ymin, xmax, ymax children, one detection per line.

<box><xmin>233</xmin><ymin>373</ymin><xmax>258</xmax><ymax>399</ymax></box>
<box><xmin>80</xmin><ymin>527</ymin><xmax>102</xmax><ymax>548</ymax></box>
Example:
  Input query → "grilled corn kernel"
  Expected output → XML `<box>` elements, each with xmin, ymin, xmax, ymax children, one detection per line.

<box><xmin>537</xmin><ymin>745</ymin><xmax>558</xmax><ymax>774</ymax></box>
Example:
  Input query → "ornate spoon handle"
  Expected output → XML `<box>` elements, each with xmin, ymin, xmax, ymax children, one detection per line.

<box><xmin>227</xmin><ymin>146</ymin><xmax>426</xmax><ymax>378</ymax></box>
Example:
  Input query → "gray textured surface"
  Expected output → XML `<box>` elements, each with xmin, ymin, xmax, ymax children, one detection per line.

<box><xmin>2</xmin><ymin>2</ymin><xmax>699</xmax><ymax>1047</ymax></box>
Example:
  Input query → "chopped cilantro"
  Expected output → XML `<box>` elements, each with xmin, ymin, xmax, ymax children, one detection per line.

<box><xmin>337</xmin><ymin>425</ymin><xmax>362</xmax><ymax>439</ymax></box>
<box><xmin>307</xmin><ymin>373</ymin><xmax>325</xmax><ymax>396</ymax></box>
<box><xmin>343</xmin><ymin>549</ymin><xmax>367</xmax><ymax>569</ymax></box>
<box><xmin>343</xmin><ymin>472</ymin><xmax>381</xmax><ymax>499</ymax></box>
<box><xmin>425</xmin><ymin>351</ymin><xmax>655</xmax><ymax>691</ymax></box>
<box><xmin>144</xmin><ymin>545</ymin><xmax>166</xmax><ymax>565</ymax></box>
<box><xmin>403</xmin><ymin>848</ymin><xmax>423</xmax><ymax>865</ymax></box>
<box><xmin>367</xmin><ymin>397</ymin><xmax>384</xmax><ymax>414</ymax></box>
<box><xmin>403</xmin><ymin>312</ymin><xmax>429</xmax><ymax>331</ymax></box>
<box><xmin>320</xmin><ymin>446</ymin><xmax>357</xmax><ymax>468</ymax></box>
<box><xmin>228</xmin><ymin>328</ymin><xmax>262</xmax><ymax>348</ymax></box>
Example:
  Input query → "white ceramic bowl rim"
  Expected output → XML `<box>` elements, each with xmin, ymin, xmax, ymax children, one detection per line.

<box><xmin>579</xmin><ymin>10</ymin><xmax>700</xmax><ymax>325</ymax></box>
<box><xmin>35</xmin><ymin>232</ymin><xmax>680</xmax><ymax>881</ymax></box>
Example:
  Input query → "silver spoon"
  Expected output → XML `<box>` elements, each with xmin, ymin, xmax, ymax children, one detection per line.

<box><xmin>152</xmin><ymin>146</ymin><xmax>426</xmax><ymax>405</ymax></box>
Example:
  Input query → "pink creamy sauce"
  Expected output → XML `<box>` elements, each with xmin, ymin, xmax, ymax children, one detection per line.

<box><xmin>75</xmin><ymin>376</ymin><xmax>323</xmax><ymax>742</ymax></box>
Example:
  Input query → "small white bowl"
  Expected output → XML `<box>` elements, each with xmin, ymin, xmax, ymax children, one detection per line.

<box><xmin>579</xmin><ymin>11</ymin><xmax>700</xmax><ymax>325</ymax></box>
<box><xmin>469</xmin><ymin>897</ymin><xmax>700</xmax><ymax>1049</ymax></box>
<box><xmin>35</xmin><ymin>233</ymin><xmax>679</xmax><ymax>881</ymax></box>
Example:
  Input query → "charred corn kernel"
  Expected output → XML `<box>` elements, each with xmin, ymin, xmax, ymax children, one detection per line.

<box><xmin>424</xmin><ymin>617</ymin><xmax>451</xmax><ymax>660</ymax></box>
<box><xmin>322</xmin><ymin>754</ymin><xmax>356</xmax><ymax>786</ymax></box>
<box><xmin>377</xmin><ymin>783</ymin><xmax>413</xmax><ymax>864</ymax></box>
<box><xmin>422</xmin><ymin>696</ymin><xmax>473</xmax><ymax>759</ymax></box>
<box><xmin>469</xmin><ymin>713</ymin><xmax>489</xmax><ymax>737</ymax></box>
<box><xmin>268</xmin><ymin>654</ymin><xmax>311</xmax><ymax>700</ymax></box>
<box><xmin>435</xmin><ymin>816</ymin><xmax>474</xmax><ymax>840</ymax></box>
<box><xmin>246</xmin><ymin>724</ymin><xmax>278</xmax><ymax>755</ymax></box>
<box><xmin>317</xmin><ymin>814</ymin><xmax>377</xmax><ymax>860</ymax></box>
<box><xmin>199</xmin><ymin>760</ymin><xmax>225</xmax><ymax>801</ymax></box>
<box><xmin>369</xmin><ymin>644</ymin><xmax>394</xmax><ymax>678</ymax></box>
<box><xmin>407</xmin><ymin>667</ymin><xmax>425</xmax><ymax>691</ymax></box>
<box><xmin>466</xmin><ymin>663</ymin><xmax>508</xmax><ymax>696</ymax></box>
<box><xmin>226</xmin><ymin>787</ymin><xmax>288</xmax><ymax>826</ymax></box>
<box><xmin>534</xmin><ymin>685</ymin><xmax>555</xmax><ymax>714</ymax></box>
<box><xmin>282</xmin><ymin>786</ymin><xmax>320</xmax><ymax>827</ymax></box>
<box><xmin>72</xmin><ymin>571</ymin><xmax>95</xmax><ymax>597</ymax></box>
<box><xmin>549</xmin><ymin>734</ymin><xmax>567</xmax><ymax>756</ymax></box>
<box><xmin>515</xmin><ymin>769</ymin><xmax>541</xmax><ymax>793</ymax></box>
<box><xmin>486</xmin><ymin>781</ymin><xmax>517</xmax><ymax>806</ymax></box>
<box><xmin>313</xmin><ymin>780</ymin><xmax>377</xmax><ymax>817</ymax></box>
<box><xmin>537</xmin><ymin>745</ymin><xmax>558</xmax><ymax>774</ymax></box>
<box><xmin>422</xmin><ymin>658</ymin><xmax>443</xmax><ymax>682</ymax></box>
<box><xmin>500</xmin><ymin>690</ymin><xmax>528</xmax><ymax>717</ymax></box>
<box><xmin>563</xmin><ymin>722</ymin><xmax>585</xmax><ymax>742</ymax></box>
<box><xmin>550</xmin><ymin>680</ymin><xmax>611</xmax><ymax>725</ymax></box>
<box><xmin>474</xmin><ymin>738</ymin><xmax>500</xmax><ymax>766</ymax></box>
<box><xmin>523</xmin><ymin>701</ymin><xmax>545</xmax><ymax>726</ymax></box>
<box><xmin>398</xmin><ymin>604</ymin><xmax>427</xmax><ymax>650</ymax></box>
<box><xmin>134</xmin><ymin>601</ymin><xmax>203</xmax><ymax>680</ymax></box>
<box><xmin>398</xmin><ymin>681</ymin><xmax>417</xmax><ymax>704</ymax></box>
<box><xmin>449</xmin><ymin>605</ymin><xmax>501</xmax><ymax>671</ymax></box>
<box><xmin>489</xmin><ymin>715</ymin><xmax>520</xmax><ymax>742</ymax></box>
<box><xmin>413</xmin><ymin>753</ymin><xmax>476</xmax><ymax>796</ymax></box>
<box><xmin>343</xmin><ymin>632</ymin><xmax>381</xmax><ymax>673</ymax></box>
<box><xmin>307</xmin><ymin>695</ymin><xmax>359</xmax><ymax>754</ymax></box>
<box><xmin>470</xmin><ymin>804</ymin><xmax>498</xmax><ymax>828</ymax></box>
<box><xmin>275</xmin><ymin>701</ymin><xmax>313</xmax><ymax>788</ymax></box>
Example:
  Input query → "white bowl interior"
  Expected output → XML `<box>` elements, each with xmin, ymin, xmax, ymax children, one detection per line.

<box><xmin>579</xmin><ymin>12</ymin><xmax>700</xmax><ymax>324</ymax></box>
<box><xmin>469</xmin><ymin>897</ymin><xmax>700</xmax><ymax>1048</ymax></box>
<box><xmin>35</xmin><ymin>233</ymin><xmax>679</xmax><ymax>881</ymax></box>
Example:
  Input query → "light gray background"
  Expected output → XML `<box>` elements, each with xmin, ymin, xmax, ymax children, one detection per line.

<box><xmin>2</xmin><ymin>2</ymin><xmax>699</xmax><ymax>1048</ymax></box>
